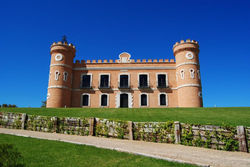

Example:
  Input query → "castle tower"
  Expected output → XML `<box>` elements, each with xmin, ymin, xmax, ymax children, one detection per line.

<box><xmin>46</xmin><ymin>39</ymin><xmax>76</xmax><ymax>108</ymax></box>
<box><xmin>173</xmin><ymin>39</ymin><xmax>203</xmax><ymax>107</ymax></box>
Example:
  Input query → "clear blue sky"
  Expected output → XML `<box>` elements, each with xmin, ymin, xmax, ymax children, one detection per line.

<box><xmin>0</xmin><ymin>0</ymin><xmax>249</xmax><ymax>107</ymax></box>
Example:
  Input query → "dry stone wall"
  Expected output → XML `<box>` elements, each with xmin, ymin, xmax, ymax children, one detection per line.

<box><xmin>0</xmin><ymin>112</ymin><xmax>249</xmax><ymax>153</ymax></box>
<box><xmin>95</xmin><ymin>118</ymin><xmax>130</xmax><ymax>139</ymax></box>
<box><xmin>133</xmin><ymin>122</ymin><xmax>175</xmax><ymax>143</ymax></box>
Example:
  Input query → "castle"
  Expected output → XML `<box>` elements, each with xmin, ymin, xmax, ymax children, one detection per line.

<box><xmin>46</xmin><ymin>39</ymin><xmax>203</xmax><ymax>108</ymax></box>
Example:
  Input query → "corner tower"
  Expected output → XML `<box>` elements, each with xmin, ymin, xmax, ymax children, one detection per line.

<box><xmin>46</xmin><ymin>39</ymin><xmax>76</xmax><ymax>108</ymax></box>
<box><xmin>173</xmin><ymin>39</ymin><xmax>203</xmax><ymax>107</ymax></box>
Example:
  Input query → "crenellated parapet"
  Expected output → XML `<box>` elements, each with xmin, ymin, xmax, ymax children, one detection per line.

<box><xmin>74</xmin><ymin>58</ymin><xmax>175</xmax><ymax>64</ymax></box>
<box><xmin>173</xmin><ymin>39</ymin><xmax>199</xmax><ymax>56</ymax></box>
<box><xmin>50</xmin><ymin>41</ymin><xmax>76</xmax><ymax>55</ymax></box>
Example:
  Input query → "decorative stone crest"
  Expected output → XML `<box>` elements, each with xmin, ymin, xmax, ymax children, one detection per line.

<box><xmin>118</xmin><ymin>52</ymin><xmax>131</xmax><ymax>63</ymax></box>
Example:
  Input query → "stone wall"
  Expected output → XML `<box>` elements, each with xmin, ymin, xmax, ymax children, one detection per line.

<box><xmin>0</xmin><ymin>112</ymin><xmax>249</xmax><ymax>153</ymax></box>
<box><xmin>0</xmin><ymin>112</ymin><xmax>23</xmax><ymax>129</ymax></box>
<box><xmin>133</xmin><ymin>122</ymin><xmax>175</xmax><ymax>143</ymax></box>
<box><xmin>246</xmin><ymin>127</ymin><xmax>250</xmax><ymax>153</ymax></box>
<box><xmin>95</xmin><ymin>118</ymin><xmax>130</xmax><ymax>139</ymax></box>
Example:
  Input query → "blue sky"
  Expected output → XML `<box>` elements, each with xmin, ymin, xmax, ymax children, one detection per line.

<box><xmin>0</xmin><ymin>0</ymin><xmax>249</xmax><ymax>107</ymax></box>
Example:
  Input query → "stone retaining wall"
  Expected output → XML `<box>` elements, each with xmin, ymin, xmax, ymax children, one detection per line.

<box><xmin>0</xmin><ymin>112</ymin><xmax>248</xmax><ymax>153</ymax></box>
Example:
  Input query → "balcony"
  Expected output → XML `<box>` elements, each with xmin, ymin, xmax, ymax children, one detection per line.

<box><xmin>157</xmin><ymin>85</ymin><xmax>169</xmax><ymax>89</ymax></box>
<box><xmin>98</xmin><ymin>85</ymin><xmax>111</xmax><ymax>89</ymax></box>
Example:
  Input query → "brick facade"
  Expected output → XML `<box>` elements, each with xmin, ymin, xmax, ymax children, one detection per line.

<box><xmin>46</xmin><ymin>39</ymin><xmax>203</xmax><ymax>108</ymax></box>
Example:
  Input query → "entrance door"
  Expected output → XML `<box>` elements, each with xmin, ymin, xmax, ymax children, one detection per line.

<box><xmin>120</xmin><ymin>94</ymin><xmax>128</xmax><ymax>108</ymax></box>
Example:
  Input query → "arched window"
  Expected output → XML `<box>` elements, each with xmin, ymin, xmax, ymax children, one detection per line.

<box><xmin>55</xmin><ymin>71</ymin><xmax>60</xmax><ymax>81</ymax></box>
<box><xmin>82</xmin><ymin>94</ymin><xmax>89</xmax><ymax>106</ymax></box>
<box><xmin>63</xmin><ymin>72</ymin><xmax>68</xmax><ymax>81</ymax></box>
<box><xmin>189</xmin><ymin>68</ymin><xmax>195</xmax><ymax>79</ymax></box>
<box><xmin>101</xmin><ymin>94</ymin><xmax>108</xmax><ymax>107</ymax></box>
<box><xmin>197</xmin><ymin>70</ymin><xmax>200</xmax><ymax>79</ymax></box>
<box><xmin>159</xmin><ymin>94</ymin><xmax>166</xmax><ymax>106</ymax></box>
<box><xmin>140</xmin><ymin>94</ymin><xmax>148</xmax><ymax>106</ymax></box>
<box><xmin>180</xmin><ymin>69</ymin><xmax>185</xmax><ymax>79</ymax></box>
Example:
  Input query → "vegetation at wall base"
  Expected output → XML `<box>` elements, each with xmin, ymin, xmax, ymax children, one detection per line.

<box><xmin>0</xmin><ymin>107</ymin><xmax>249</xmax><ymax>126</ymax></box>
<box><xmin>0</xmin><ymin>134</ymin><xmax>195</xmax><ymax>167</ymax></box>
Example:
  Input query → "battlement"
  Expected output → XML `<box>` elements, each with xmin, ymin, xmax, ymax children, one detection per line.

<box><xmin>173</xmin><ymin>39</ymin><xmax>199</xmax><ymax>48</ymax></box>
<box><xmin>51</xmin><ymin>41</ymin><xmax>76</xmax><ymax>49</ymax></box>
<box><xmin>74</xmin><ymin>58</ymin><xmax>175</xmax><ymax>64</ymax></box>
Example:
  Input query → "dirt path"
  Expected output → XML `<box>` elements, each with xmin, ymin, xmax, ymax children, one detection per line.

<box><xmin>0</xmin><ymin>128</ymin><xmax>250</xmax><ymax>167</ymax></box>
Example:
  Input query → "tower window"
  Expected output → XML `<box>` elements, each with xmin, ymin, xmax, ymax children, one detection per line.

<box><xmin>101</xmin><ymin>94</ymin><xmax>108</xmax><ymax>106</ymax></box>
<box><xmin>140</xmin><ymin>94</ymin><xmax>148</xmax><ymax>106</ymax></box>
<box><xmin>55</xmin><ymin>71</ymin><xmax>60</xmax><ymax>81</ymax></box>
<box><xmin>119</xmin><ymin>75</ymin><xmax>129</xmax><ymax>88</ymax></box>
<box><xmin>180</xmin><ymin>69</ymin><xmax>185</xmax><ymax>79</ymax></box>
<box><xmin>100</xmin><ymin>74</ymin><xmax>110</xmax><ymax>88</ymax></box>
<box><xmin>139</xmin><ymin>74</ymin><xmax>148</xmax><ymax>88</ymax></box>
<box><xmin>157</xmin><ymin>74</ymin><xmax>167</xmax><ymax>88</ymax></box>
<box><xmin>81</xmin><ymin>74</ymin><xmax>91</xmax><ymax>88</ymax></box>
<box><xmin>159</xmin><ymin>94</ymin><xmax>167</xmax><ymax>106</ymax></box>
<box><xmin>189</xmin><ymin>69</ymin><xmax>195</xmax><ymax>79</ymax></box>
<box><xmin>63</xmin><ymin>72</ymin><xmax>68</xmax><ymax>81</ymax></box>
<box><xmin>82</xmin><ymin>94</ymin><xmax>89</xmax><ymax>106</ymax></box>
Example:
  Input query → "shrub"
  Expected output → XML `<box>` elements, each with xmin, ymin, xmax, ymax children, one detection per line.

<box><xmin>0</xmin><ymin>144</ymin><xmax>25</xmax><ymax>167</ymax></box>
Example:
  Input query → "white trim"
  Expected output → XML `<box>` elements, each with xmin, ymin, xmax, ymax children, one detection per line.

<box><xmin>55</xmin><ymin>54</ymin><xmax>63</xmax><ymax>61</ymax></box>
<box><xmin>118</xmin><ymin>73</ymin><xmax>130</xmax><ymax>88</ymax></box>
<box><xmin>81</xmin><ymin>93</ymin><xmax>90</xmax><ymax>107</ymax></box>
<box><xmin>189</xmin><ymin>68</ymin><xmax>195</xmax><ymax>79</ymax></box>
<box><xmin>48</xmin><ymin>85</ymin><xmax>70</xmax><ymax>90</ymax></box>
<box><xmin>118</xmin><ymin>52</ymin><xmax>131</xmax><ymax>63</ymax></box>
<box><xmin>172</xmin><ymin>84</ymin><xmax>200</xmax><ymax>90</ymax></box>
<box><xmin>156</xmin><ymin>73</ymin><xmax>168</xmax><ymax>87</ymax></box>
<box><xmin>139</xmin><ymin>93</ymin><xmax>149</xmax><ymax>107</ymax></box>
<box><xmin>55</xmin><ymin>70</ymin><xmax>60</xmax><ymax>81</ymax></box>
<box><xmin>63</xmin><ymin>71</ymin><xmax>68</xmax><ymax>81</ymax></box>
<box><xmin>197</xmin><ymin>70</ymin><xmax>201</xmax><ymax>79</ymax></box>
<box><xmin>180</xmin><ymin>69</ymin><xmax>185</xmax><ymax>80</ymax></box>
<box><xmin>185</xmin><ymin>52</ymin><xmax>194</xmax><ymax>60</ymax></box>
<box><xmin>73</xmin><ymin>66</ymin><xmax>175</xmax><ymax>71</ymax></box>
<box><xmin>138</xmin><ymin>73</ymin><xmax>149</xmax><ymax>88</ymax></box>
<box><xmin>99</xmin><ymin>73</ymin><xmax>110</xmax><ymax>88</ymax></box>
<box><xmin>99</xmin><ymin>93</ymin><xmax>109</xmax><ymax>107</ymax></box>
<box><xmin>176</xmin><ymin>72</ymin><xmax>178</xmax><ymax>81</ymax></box>
<box><xmin>51</xmin><ymin>64</ymin><xmax>72</xmax><ymax>69</ymax></box>
<box><xmin>47</xmin><ymin>93</ymin><xmax>50</xmax><ymax>100</ymax></box>
<box><xmin>158</xmin><ymin>93</ymin><xmax>168</xmax><ymax>106</ymax></box>
<box><xmin>80</xmin><ymin>73</ymin><xmax>92</xmax><ymax>88</ymax></box>
<box><xmin>176</xmin><ymin>62</ymin><xmax>197</xmax><ymax>68</ymax></box>
<box><xmin>116</xmin><ymin>92</ymin><xmax>133</xmax><ymax>108</ymax></box>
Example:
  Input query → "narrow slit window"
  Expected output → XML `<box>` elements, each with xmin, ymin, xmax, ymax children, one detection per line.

<box><xmin>63</xmin><ymin>72</ymin><xmax>68</xmax><ymax>81</ymax></box>
<box><xmin>55</xmin><ymin>71</ymin><xmax>60</xmax><ymax>81</ymax></box>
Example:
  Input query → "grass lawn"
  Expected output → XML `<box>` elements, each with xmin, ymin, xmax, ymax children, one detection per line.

<box><xmin>0</xmin><ymin>107</ymin><xmax>250</xmax><ymax>126</ymax></box>
<box><xmin>0</xmin><ymin>134</ymin><xmax>195</xmax><ymax>167</ymax></box>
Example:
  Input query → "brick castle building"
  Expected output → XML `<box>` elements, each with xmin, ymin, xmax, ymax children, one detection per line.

<box><xmin>46</xmin><ymin>39</ymin><xmax>203</xmax><ymax>108</ymax></box>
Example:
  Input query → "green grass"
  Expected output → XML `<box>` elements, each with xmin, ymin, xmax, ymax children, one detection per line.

<box><xmin>1</xmin><ymin>107</ymin><xmax>250</xmax><ymax>126</ymax></box>
<box><xmin>0</xmin><ymin>134</ymin><xmax>195</xmax><ymax>167</ymax></box>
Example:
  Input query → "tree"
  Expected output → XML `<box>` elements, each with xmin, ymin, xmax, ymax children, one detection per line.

<box><xmin>41</xmin><ymin>100</ymin><xmax>47</xmax><ymax>108</ymax></box>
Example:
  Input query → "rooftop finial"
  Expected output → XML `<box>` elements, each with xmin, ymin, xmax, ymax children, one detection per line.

<box><xmin>61</xmin><ymin>35</ymin><xmax>68</xmax><ymax>43</ymax></box>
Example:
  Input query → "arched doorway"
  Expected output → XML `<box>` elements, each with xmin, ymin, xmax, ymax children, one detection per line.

<box><xmin>120</xmin><ymin>93</ymin><xmax>128</xmax><ymax>108</ymax></box>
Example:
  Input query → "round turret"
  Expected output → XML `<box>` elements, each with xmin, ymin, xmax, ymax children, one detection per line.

<box><xmin>46</xmin><ymin>41</ymin><xmax>76</xmax><ymax>108</ymax></box>
<box><xmin>173</xmin><ymin>39</ymin><xmax>203</xmax><ymax>107</ymax></box>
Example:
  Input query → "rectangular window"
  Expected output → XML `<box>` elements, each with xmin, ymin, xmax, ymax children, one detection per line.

<box><xmin>141</xmin><ymin>94</ymin><xmax>147</xmax><ymax>106</ymax></box>
<box><xmin>120</xmin><ymin>75</ymin><xmax>129</xmax><ymax>88</ymax></box>
<box><xmin>82</xmin><ymin>95</ymin><xmax>89</xmax><ymax>106</ymax></box>
<box><xmin>100</xmin><ymin>75</ymin><xmax>109</xmax><ymax>88</ymax></box>
<box><xmin>158</xmin><ymin>74</ymin><xmax>166</xmax><ymax>88</ymax></box>
<box><xmin>82</xmin><ymin>75</ymin><xmax>91</xmax><ymax>88</ymax></box>
<box><xmin>160</xmin><ymin>94</ymin><xmax>166</xmax><ymax>106</ymax></box>
<box><xmin>101</xmin><ymin>95</ymin><xmax>108</xmax><ymax>106</ymax></box>
<box><xmin>139</xmin><ymin>74</ymin><xmax>148</xmax><ymax>88</ymax></box>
